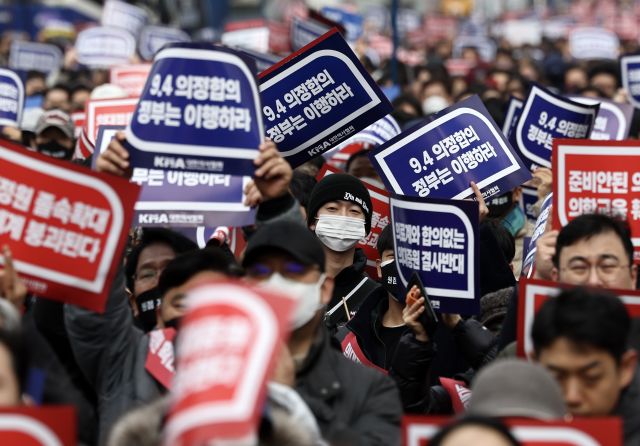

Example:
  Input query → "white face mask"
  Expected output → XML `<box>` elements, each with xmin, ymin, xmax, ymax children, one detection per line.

<box><xmin>260</xmin><ymin>272</ymin><xmax>326</xmax><ymax>330</ymax></box>
<box><xmin>314</xmin><ymin>214</ymin><xmax>366</xmax><ymax>252</ymax></box>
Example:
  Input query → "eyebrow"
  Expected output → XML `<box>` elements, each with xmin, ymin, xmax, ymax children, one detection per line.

<box><xmin>547</xmin><ymin>360</ymin><xmax>600</xmax><ymax>374</ymax></box>
<box><xmin>567</xmin><ymin>254</ymin><xmax>620</xmax><ymax>264</ymax></box>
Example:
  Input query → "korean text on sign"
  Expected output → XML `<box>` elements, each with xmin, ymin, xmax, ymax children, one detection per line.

<box><xmin>371</xmin><ymin>95</ymin><xmax>530</xmax><ymax>201</ymax></box>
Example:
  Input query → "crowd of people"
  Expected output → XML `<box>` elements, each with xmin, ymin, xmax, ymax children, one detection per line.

<box><xmin>0</xmin><ymin>1</ymin><xmax>638</xmax><ymax>445</ymax></box>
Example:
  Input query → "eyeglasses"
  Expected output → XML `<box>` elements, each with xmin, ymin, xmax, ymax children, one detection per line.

<box><xmin>561</xmin><ymin>261</ymin><xmax>630</xmax><ymax>282</ymax></box>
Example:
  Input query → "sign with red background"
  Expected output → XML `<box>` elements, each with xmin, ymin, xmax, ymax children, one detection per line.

<box><xmin>85</xmin><ymin>97</ymin><xmax>139</xmax><ymax>145</ymax></box>
<box><xmin>110</xmin><ymin>64</ymin><xmax>151</xmax><ymax>98</ymax></box>
<box><xmin>0</xmin><ymin>406</ymin><xmax>75</xmax><ymax>446</ymax></box>
<box><xmin>0</xmin><ymin>140</ymin><xmax>140</xmax><ymax>312</ymax></box>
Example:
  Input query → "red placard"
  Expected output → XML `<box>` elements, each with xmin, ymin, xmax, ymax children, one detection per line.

<box><xmin>516</xmin><ymin>278</ymin><xmax>640</xmax><ymax>358</ymax></box>
<box><xmin>164</xmin><ymin>280</ymin><xmax>295</xmax><ymax>445</ymax></box>
<box><xmin>317</xmin><ymin>164</ymin><xmax>390</xmax><ymax>278</ymax></box>
<box><xmin>0</xmin><ymin>140</ymin><xmax>140</xmax><ymax>313</ymax></box>
<box><xmin>110</xmin><ymin>64</ymin><xmax>152</xmax><ymax>98</ymax></box>
<box><xmin>70</xmin><ymin>112</ymin><xmax>85</xmax><ymax>139</ymax></box>
<box><xmin>0</xmin><ymin>406</ymin><xmax>75</xmax><ymax>446</ymax></box>
<box><xmin>85</xmin><ymin>97</ymin><xmax>139</xmax><ymax>145</ymax></box>
<box><xmin>552</xmin><ymin>139</ymin><xmax>640</xmax><ymax>262</ymax></box>
<box><xmin>402</xmin><ymin>415</ymin><xmax>621</xmax><ymax>446</ymax></box>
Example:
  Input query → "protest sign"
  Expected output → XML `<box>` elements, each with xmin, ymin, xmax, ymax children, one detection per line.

<box><xmin>290</xmin><ymin>16</ymin><xmax>332</xmax><ymax>52</ymax></box>
<box><xmin>76</xmin><ymin>27</ymin><xmax>136</xmax><ymax>68</ymax></box>
<box><xmin>403</xmin><ymin>415</ymin><xmax>621</xmax><ymax>446</ymax></box>
<box><xmin>101</xmin><ymin>0</ymin><xmax>147</xmax><ymax>36</ymax></box>
<box><xmin>520</xmin><ymin>185</ymin><xmax>539</xmax><ymax>223</ymax></box>
<box><xmin>521</xmin><ymin>192</ymin><xmax>553</xmax><ymax>278</ymax></box>
<box><xmin>517</xmin><ymin>278</ymin><xmax>640</xmax><ymax>357</ymax></box>
<box><xmin>321</xmin><ymin>7</ymin><xmax>363</xmax><ymax>41</ymax></box>
<box><xmin>390</xmin><ymin>195</ymin><xmax>479</xmax><ymax>314</ymax></box>
<box><xmin>0</xmin><ymin>68</ymin><xmax>23</xmax><ymax>128</ymax></box>
<box><xmin>371</xmin><ymin>95</ymin><xmax>531</xmax><ymax>201</ymax></box>
<box><xmin>71</xmin><ymin>112</ymin><xmax>85</xmax><ymax>139</ymax></box>
<box><xmin>569</xmin><ymin>27</ymin><xmax>619</xmax><ymax>60</ymax></box>
<box><xmin>502</xmin><ymin>96</ymin><xmax>523</xmax><ymax>137</ymax></box>
<box><xmin>259</xmin><ymin>29</ymin><xmax>392</xmax><ymax>168</ymax></box>
<box><xmin>139</xmin><ymin>26</ymin><xmax>191</xmax><ymax>61</ymax></box>
<box><xmin>620</xmin><ymin>54</ymin><xmax>640</xmax><ymax>109</ymax></box>
<box><xmin>515</xmin><ymin>84</ymin><xmax>597</xmax><ymax>169</ymax></box>
<box><xmin>553</xmin><ymin>139</ymin><xmax>640</xmax><ymax>261</ymax></box>
<box><xmin>85</xmin><ymin>97</ymin><xmax>138</xmax><ymax>145</ymax></box>
<box><xmin>222</xmin><ymin>20</ymin><xmax>270</xmax><ymax>54</ymax></box>
<box><xmin>0</xmin><ymin>139</ymin><xmax>140</xmax><ymax>312</ymax></box>
<box><xmin>110</xmin><ymin>64</ymin><xmax>152</xmax><ymax>97</ymax></box>
<box><xmin>164</xmin><ymin>281</ymin><xmax>294</xmax><ymax>445</ymax></box>
<box><xmin>93</xmin><ymin>125</ymin><xmax>256</xmax><ymax>228</ymax></box>
<box><xmin>317</xmin><ymin>164</ymin><xmax>389</xmax><ymax>278</ymax></box>
<box><xmin>9</xmin><ymin>41</ymin><xmax>63</xmax><ymax>74</ymax></box>
<box><xmin>126</xmin><ymin>42</ymin><xmax>263</xmax><ymax>176</ymax></box>
<box><xmin>569</xmin><ymin>96</ymin><xmax>633</xmax><ymax>140</ymax></box>
<box><xmin>325</xmin><ymin>114</ymin><xmax>401</xmax><ymax>170</ymax></box>
<box><xmin>0</xmin><ymin>406</ymin><xmax>76</xmax><ymax>446</ymax></box>
<box><xmin>238</xmin><ymin>48</ymin><xmax>280</xmax><ymax>73</ymax></box>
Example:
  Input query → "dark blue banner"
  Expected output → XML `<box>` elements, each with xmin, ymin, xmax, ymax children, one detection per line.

<box><xmin>390</xmin><ymin>195</ymin><xmax>479</xmax><ymax>315</ymax></box>
<box><xmin>126</xmin><ymin>42</ymin><xmax>263</xmax><ymax>177</ymax></box>
<box><xmin>621</xmin><ymin>54</ymin><xmax>640</xmax><ymax>110</ymax></box>
<box><xmin>521</xmin><ymin>192</ymin><xmax>552</xmax><ymax>278</ymax></box>
<box><xmin>503</xmin><ymin>96</ymin><xmax>522</xmax><ymax>142</ymax></box>
<box><xmin>0</xmin><ymin>68</ymin><xmax>23</xmax><ymax>128</ymax></box>
<box><xmin>9</xmin><ymin>41</ymin><xmax>63</xmax><ymax>74</ymax></box>
<box><xmin>321</xmin><ymin>7</ymin><xmax>363</xmax><ymax>41</ymax></box>
<box><xmin>370</xmin><ymin>95</ymin><xmax>530</xmax><ymax>201</ymax></box>
<box><xmin>138</xmin><ymin>25</ymin><xmax>191</xmax><ymax>61</ymax></box>
<box><xmin>569</xmin><ymin>95</ymin><xmax>633</xmax><ymax>141</ymax></box>
<box><xmin>520</xmin><ymin>185</ymin><xmax>539</xmax><ymax>223</ymax></box>
<box><xmin>259</xmin><ymin>29</ymin><xmax>392</xmax><ymax>168</ymax></box>
<box><xmin>514</xmin><ymin>84</ymin><xmax>597</xmax><ymax>169</ymax></box>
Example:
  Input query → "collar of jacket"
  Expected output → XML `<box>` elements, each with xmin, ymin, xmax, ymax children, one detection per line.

<box><xmin>296</xmin><ymin>327</ymin><xmax>344</xmax><ymax>403</ymax></box>
<box><xmin>333</xmin><ymin>248</ymin><xmax>368</xmax><ymax>288</ymax></box>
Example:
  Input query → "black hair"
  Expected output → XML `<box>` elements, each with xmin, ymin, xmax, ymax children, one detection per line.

<box><xmin>552</xmin><ymin>214</ymin><xmax>634</xmax><ymax>267</ymax></box>
<box><xmin>587</xmin><ymin>61</ymin><xmax>620</xmax><ymax>86</ymax></box>
<box><xmin>376</xmin><ymin>224</ymin><xmax>393</xmax><ymax>256</ymax></box>
<box><xmin>532</xmin><ymin>287</ymin><xmax>631</xmax><ymax>363</ymax></box>
<box><xmin>290</xmin><ymin>171</ymin><xmax>317</xmax><ymax>211</ymax></box>
<box><xmin>429</xmin><ymin>416</ymin><xmax>520</xmax><ymax>446</ymax></box>
<box><xmin>25</xmin><ymin>70</ymin><xmax>45</xmax><ymax>82</ymax></box>
<box><xmin>391</xmin><ymin>94</ymin><xmax>423</xmax><ymax>117</ymax></box>
<box><xmin>0</xmin><ymin>329</ymin><xmax>28</xmax><ymax>395</ymax></box>
<box><xmin>125</xmin><ymin>228</ymin><xmax>198</xmax><ymax>292</ymax></box>
<box><xmin>345</xmin><ymin>149</ymin><xmax>371</xmax><ymax>174</ymax></box>
<box><xmin>485</xmin><ymin>219</ymin><xmax>515</xmax><ymax>263</ymax></box>
<box><xmin>157</xmin><ymin>248</ymin><xmax>234</xmax><ymax>297</ymax></box>
<box><xmin>46</xmin><ymin>83</ymin><xmax>71</xmax><ymax>96</ymax></box>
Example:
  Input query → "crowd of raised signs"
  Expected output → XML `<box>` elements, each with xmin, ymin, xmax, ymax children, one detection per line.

<box><xmin>1</xmin><ymin>0</ymin><xmax>640</xmax><ymax>445</ymax></box>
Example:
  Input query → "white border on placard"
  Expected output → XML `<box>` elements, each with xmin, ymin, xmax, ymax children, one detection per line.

<box><xmin>390</xmin><ymin>198</ymin><xmax>475</xmax><ymax>299</ymax></box>
<box><xmin>9</xmin><ymin>41</ymin><xmax>63</xmax><ymax>73</ymax></box>
<box><xmin>86</xmin><ymin>97</ymin><xmax>139</xmax><ymax>145</ymax></box>
<box><xmin>516</xmin><ymin>85</ymin><xmax>597</xmax><ymax>168</ymax></box>
<box><xmin>0</xmin><ymin>414</ymin><xmax>63</xmax><ymax>446</ymax></box>
<box><xmin>0</xmin><ymin>148</ymin><xmax>124</xmax><ymax>293</ymax></box>
<box><xmin>0</xmin><ymin>68</ymin><xmax>24</xmax><ymax>127</ymax></box>
<box><xmin>375</xmin><ymin>107</ymin><xmax>521</xmax><ymax>199</ymax></box>
<box><xmin>569</xmin><ymin>96</ymin><xmax>628</xmax><ymax>141</ymax></box>
<box><xmin>502</xmin><ymin>97</ymin><xmax>523</xmax><ymax>136</ymax></box>
<box><xmin>76</xmin><ymin>27</ymin><xmax>136</xmax><ymax>67</ymax></box>
<box><xmin>556</xmin><ymin>143</ymin><xmax>640</xmax><ymax>248</ymax></box>
<box><xmin>126</xmin><ymin>47</ymin><xmax>263</xmax><ymax>160</ymax></box>
<box><xmin>260</xmin><ymin>49</ymin><xmax>382</xmax><ymax>157</ymax></box>
<box><xmin>164</xmin><ymin>283</ymin><xmax>285</xmax><ymax>445</ymax></box>
<box><xmin>621</xmin><ymin>55</ymin><xmax>640</xmax><ymax>109</ymax></box>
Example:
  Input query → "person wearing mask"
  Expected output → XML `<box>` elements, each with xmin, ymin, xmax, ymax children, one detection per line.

<box><xmin>30</xmin><ymin>109</ymin><xmax>75</xmax><ymax>160</ymax></box>
<box><xmin>532</xmin><ymin>288</ymin><xmax>640</xmax><ymax>445</ymax></box>
<box><xmin>242</xmin><ymin>220</ymin><xmax>402</xmax><ymax>445</ymax></box>
<box><xmin>306</xmin><ymin>173</ymin><xmax>386</xmax><ymax>330</ymax></box>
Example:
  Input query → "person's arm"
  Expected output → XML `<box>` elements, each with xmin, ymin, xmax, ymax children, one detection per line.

<box><xmin>449</xmin><ymin>318</ymin><xmax>496</xmax><ymax>369</ymax></box>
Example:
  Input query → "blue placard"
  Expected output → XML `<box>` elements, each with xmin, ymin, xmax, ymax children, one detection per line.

<box><xmin>621</xmin><ymin>54</ymin><xmax>640</xmax><ymax>109</ymax></box>
<box><xmin>126</xmin><ymin>42</ymin><xmax>263</xmax><ymax>176</ymax></box>
<box><xmin>390</xmin><ymin>195</ymin><xmax>479</xmax><ymax>315</ymax></box>
<box><xmin>102</xmin><ymin>0</ymin><xmax>148</xmax><ymax>36</ymax></box>
<box><xmin>239</xmin><ymin>48</ymin><xmax>281</xmax><ymax>73</ymax></box>
<box><xmin>502</xmin><ymin>96</ymin><xmax>523</xmax><ymax>137</ymax></box>
<box><xmin>290</xmin><ymin>16</ymin><xmax>331</xmax><ymax>51</ymax></box>
<box><xmin>520</xmin><ymin>185</ymin><xmax>539</xmax><ymax>223</ymax></box>
<box><xmin>9</xmin><ymin>41</ymin><xmax>63</xmax><ymax>74</ymax></box>
<box><xmin>139</xmin><ymin>25</ymin><xmax>191</xmax><ymax>61</ymax></box>
<box><xmin>259</xmin><ymin>29</ymin><xmax>392</xmax><ymax>168</ymax></box>
<box><xmin>514</xmin><ymin>84</ymin><xmax>598</xmax><ymax>169</ymax></box>
<box><xmin>321</xmin><ymin>7</ymin><xmax>363</xmax><ymax>41</ymax></box>
<box><xmin>0</xmin><ymin>68</ymin><xmax>24</xmax><ymax>128</ymax></box>
<box><xmin>370</xmin><ymin>95</ymin><xmax>531</xmax><ymax>201</ymax></box>
<box><xmin>92</xmin><ymin>124</ymin><xmax>256</xmax><ymax>227</ymax></box>
<box><xmin>521</xmin><ymin>192</ymin><xmax>553</xmax><ymax>278</ymax></box>
<box><xmin>569</xmin><ymin>95</ymin><xmax>633</xmax><ymax>141</ymax></box>
<box><xmin>76</xmin><ymin>26</ymin><xmax>136</xmax><ymax>68</ymax></box>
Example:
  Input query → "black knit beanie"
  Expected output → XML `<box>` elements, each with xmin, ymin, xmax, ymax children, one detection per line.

<box><xmin>306</xmin><ymin>173</ymin><xmax>373</xmax><ymax>234</ymax></box>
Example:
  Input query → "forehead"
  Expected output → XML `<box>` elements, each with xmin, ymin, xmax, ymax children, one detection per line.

<box><xmin>137</xmin><ymin>243</ymin><xmax>176</xmax><ymax>267</ymax></box>
<box><xmin>319</xmin><ymin>199</ymin><xmax>362</xmax><ymax>210</ymax></box>
<box><xmin>558</xmin><ymin>231</ymin><xmax>627</xmax><ymax>263</ymax></box>
<box><xmin>538</xmin><ymin>337</ymin><xmax>615</xmax><ymax>366</ymax></box>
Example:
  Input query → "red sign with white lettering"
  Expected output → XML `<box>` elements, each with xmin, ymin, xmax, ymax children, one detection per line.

<box><xmin>516</xmin><ymin>278</ymin><xmax>640</xmax><ymax>358</ymax></box>
<box><xmin>317</xmin><ymin>164</ymin><xmax>390</xmax><ymax>278</ymax></box>
<box><xmin>553</xmin><ymin>139</ymin><xmax>640</xmax><ymax>261</ymax></box>
<box><xmin>403</xmin><ymin>416</ymin><xmax>621</xmax><ymax>446</ymax></box>
<box><xmin>110</xmin><ymin>64</ymin><xmax>152</xmax><ymax>98</ymax></box>
<box><xmin>164</xmin><ymin>280</ymin><xmax>294</xmax><ymax>445</ymax></box>
<box><xmin>0</xmin><ymin>406</ymin><xmax>75</xmax><ymax>446</ymax></box>
<box><xmin>85</xmin><ymin>97</ymin><xmax>138</xmax><ymax>145</ymax></box>
<box><xmin>0</xmin><ymin>140</ymin><xmax>140</xmax><ymax>312</ymax></box>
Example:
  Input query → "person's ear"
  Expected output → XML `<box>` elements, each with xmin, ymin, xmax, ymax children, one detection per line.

<box><xmin>320</xmin><ymin>275</ymin><xmax>334</xmax><ymax>305</ymax></box>
<box><xmin>376</xmin><ymin>258</ymin><xmax>382</xmax><ymax>279</ymax></box>
<box><xmin>550</xmin><ymin>266</ymin><xmax>559</xmax><ymax>282</ymax></box>
<box><xmin>619</xmin><ymin>349</ymin><xmax>637</xmax><ymax>389</ymax></box>
<box><xmin>630</xmin><ymin>263</ymin><xmax>638</xmax><ymax>287</ymax></box>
